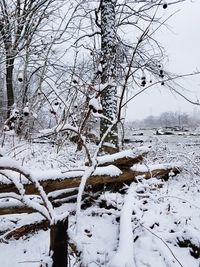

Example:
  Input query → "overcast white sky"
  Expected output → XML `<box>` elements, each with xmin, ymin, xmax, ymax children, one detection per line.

<box><xmin>126</xmin><ymin>0</ymin><xmax>200</xmax><ymax>121</ymax></box>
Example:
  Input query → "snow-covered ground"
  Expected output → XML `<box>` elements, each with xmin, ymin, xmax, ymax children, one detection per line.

<box><xmin>0</xmin><ymin>130</ymin><xmax>200</xmax><ymax>267</ymax></box>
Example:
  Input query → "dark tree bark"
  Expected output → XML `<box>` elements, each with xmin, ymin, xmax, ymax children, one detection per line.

<box><xmin>6</xmin><ymin>57</ymin><xmax>15</xmax><ymax>117</ymax></box>
<box><xmin>50</xmin><ymin>218</ymin><xmax>68</xmax><ymax>267</ymax></box>
<box><xmin>0</xmin><ymin>17</ymin><xmax>15</xmax><ymax>118</ymax></box>
<box><xmin>100</xmin><ymin>0</ymin><xmax>118</xmax><ymax>149</ymax></box>
<box><xmin>0</xmin><ymin>78</ymin><xmax>5</xmax><ymax>125</ymax></box>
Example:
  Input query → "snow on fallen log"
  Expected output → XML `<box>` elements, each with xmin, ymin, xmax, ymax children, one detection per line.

<box><xmin>0</xmin><ymin>146</ymin><xmax>148</xmax><ymax>186</ymax></box>
<box><xmin>0</xmin><ymin>147</ymin><xmax>149</xmax><ymax>194</ymax></box>
<box><xmin>97</xmin><ymin>146</ymin><xmax>150</xmax><ymax>168</ymax></box>
<box><xmin>0</xmin><ymin>219</ymin><xmax>49</xmax><ymax>241</ymax></box>
<box><xmin>0</xmin><ymin>163</ymin><xmax>181</xmax><ymax>197</ymax></box>
<box><xmin>131</xmin><ymin>162</ymin><xmax>182</xmax><ymax>179</ymax></box>
<box><xmin>109</xmin><ymin>183</ymin><xmax>135</xmax><ymax>267</ymax></box>
<box><xmin>0</xmin><ymin>165</ymin><xmax>122</xmax><ymax>194</ymax></box>
<box><xmin>0</xmin><ymin>157</ymin><xmax>30</xmax><ymax>178</ymax></box>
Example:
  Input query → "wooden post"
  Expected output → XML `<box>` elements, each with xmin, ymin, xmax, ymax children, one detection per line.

<box><xmin>50</xmin><ymin>217</ymin><xmax>68</xmax><ymax>267</ymax></box>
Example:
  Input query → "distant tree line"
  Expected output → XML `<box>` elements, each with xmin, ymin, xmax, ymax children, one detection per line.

<box><xmin>127</xmin><ymin>110</ymin><xmax>200</xmax><ymax>129</ymax></box>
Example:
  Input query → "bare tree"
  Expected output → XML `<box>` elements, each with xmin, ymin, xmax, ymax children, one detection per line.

<box><xmin>0</xmin><ymin>0</ymin><xmax>61</xmax><ymax>117</ymax></box>
<box><xmin>99</xmin><ymin>0</ymin><xmax>118</xmax><ymax>150</ymax></box>
<box><xmin>71</xmin><ymin>0</ymin><xmax>188</xmax><ymax>151</ymax></box>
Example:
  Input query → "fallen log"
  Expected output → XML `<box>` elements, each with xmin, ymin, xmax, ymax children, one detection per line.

<box><xmin>0</xmin><ymin>219</ymin><xmax>49</xmax><ymax>241</ymax></box>
<box><xmin>0</xmin><ymin>206</ymin><xmax>35</xmax><ymax>216</ymax></box>
<box><xmin>130</xmin><ymin>163</ymin><xmax>181</xmax><ymax>180</ymax></box>
<box><xmin>0</xmin><ymin>147</ymin><xmax>149</xmax><ymax>195</ymax></box>
<box><xmin>0</xmin><ymin>165</ymin><xmax>121</xmax><ymax>194</ymax></box>
<box><xmin>0</xmin><ymin>164</ymin><xmax>180</xmax><ymax>196</ymax></box>
<box><xmin>97</xmin><ymin>146</ymin><xmax>150</xmax><ymax>169</ymax></box>
<box><xmin>0</xmin><ymin>164</ymin><xmax>181</xmax><ymax>215</ymax></box>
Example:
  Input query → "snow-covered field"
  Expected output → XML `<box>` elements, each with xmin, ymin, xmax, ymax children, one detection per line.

<box><xmin>0</xmin><ymin>129</ymin><xmax>200</xmax><ymax>267</ymax></box>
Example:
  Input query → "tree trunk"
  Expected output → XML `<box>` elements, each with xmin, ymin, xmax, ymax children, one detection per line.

<box><xmin>100</xmin><ymin>0</ymin><xmax>118</xmax><ymax>150</ymax></box>
<box><xmin>6</xmin><ymin>57</ymin><xmax>15</xmax><ymax>117</ymax></box>
<box><xmin>50</xmin><ymin>218</ymin><xmax>68</xmax><ymax>267</ymax></box>
<box><xmin>0</xmin><ymin>84</ymin><xmax>4</xmax><ymax>126</ymax></box>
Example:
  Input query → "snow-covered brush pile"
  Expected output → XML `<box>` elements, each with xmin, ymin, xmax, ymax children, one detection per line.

<box><xmin>0</xmin><ymin>173</ymin><xmax>199</xmax><ymax>267</ymax></box>
<box><xmin>69</xmin><ymin>175</ymin><xmax>200</xmax><ymax>267</ymax></box>
<box><xmin>0</xmin><ymin>134</ymin><xmax>199</xmax><ymax>267</ymax></box>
